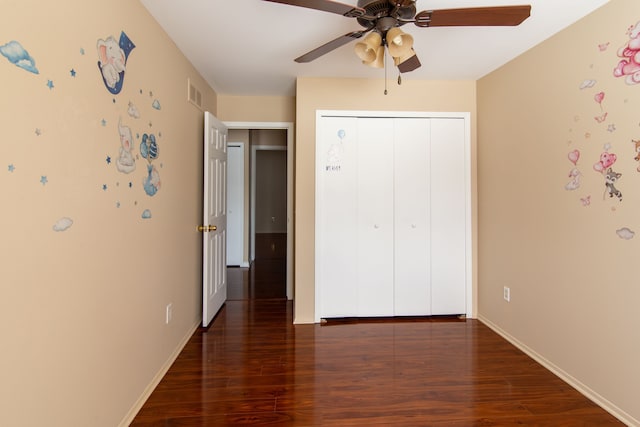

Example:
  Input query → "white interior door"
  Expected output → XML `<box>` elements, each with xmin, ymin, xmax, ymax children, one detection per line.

<box><xmin>202</xmin><ymin>112</ymin><xmax>228</xmax><ymax>327</ymax></box>
<box><xmin>226</xmin><ymin>143</ymin><xmax>244</xmax><ymax>266</ymax></box>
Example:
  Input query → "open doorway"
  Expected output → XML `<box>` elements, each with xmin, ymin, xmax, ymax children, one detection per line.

<box><xmin>224</xmin><ymin>122</ymin><xmax>294</xmax><ymax>301</ymax></box>
<box><xmin>254</xmin><ymin>146</ymin><xmax>287</xmax><ymax>258</ymax></box>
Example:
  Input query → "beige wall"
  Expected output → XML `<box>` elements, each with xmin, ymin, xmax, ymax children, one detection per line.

<box><xmin>253</xmin><ymin>128</ymin><xmax>288</xmax><ymax>147</ymax></box>
<box><xmin>295</xmin><ymin>78</ymin><xmax>478</xmax><ymax>323</ymax></box>
<box><xmin>0</xmin><ymin>1</ymin><xmax>217</xmax><ymax>425</ymax></box>
<box><xmin>217</xmin><ymin>95</ymin><xmax>295</xmax><ymax>123</ymax></box>
<box><xmin>477</xmin><ymin>0</ymin><xmax>640</xmax><ymax>423</ymax></box>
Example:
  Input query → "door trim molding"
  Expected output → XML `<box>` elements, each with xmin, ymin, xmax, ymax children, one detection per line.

<box><xmin>224</xmin><ymin>122</ymin><xmax>294</xmax><ymax>301</ymax></box>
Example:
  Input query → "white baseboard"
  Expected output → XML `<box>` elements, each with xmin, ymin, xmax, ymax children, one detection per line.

<box><xmin>478</xmin><ymin>315</ymin><xmax>638</xmax><ymax>427</ymax></box>
<box><xmin>118</xmin><ymin>320</ymin><xmax>200</xmax><ymax>427</ymax></box>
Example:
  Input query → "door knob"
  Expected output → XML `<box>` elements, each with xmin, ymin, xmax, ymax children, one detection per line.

<box><xmin>197</xmin><ymin>225</ymin><xmax>217</xmax><ymax>232</ymax></box>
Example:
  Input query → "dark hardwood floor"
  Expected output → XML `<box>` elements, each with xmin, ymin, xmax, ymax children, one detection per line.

<box><xmin>227</xmin><ymin>233</ymin><xmax>287</xmax><ymax>301</ymax></box>
<box><xmin>131</xmin><ymin>235</ymin><xmax>622</xmax><ymax>426</ymax></box>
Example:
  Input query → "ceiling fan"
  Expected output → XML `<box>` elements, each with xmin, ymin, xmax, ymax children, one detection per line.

<box><xmin>263</xmin><ymin>0</ymin><xmax>531</xmax><ymax>73</ymax></box>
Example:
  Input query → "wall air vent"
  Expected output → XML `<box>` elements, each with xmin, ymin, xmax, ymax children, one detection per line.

<box><xmin>187</xmin><ymin>78</ymin><xmax>203</xmax><ymax>110</ymax></box>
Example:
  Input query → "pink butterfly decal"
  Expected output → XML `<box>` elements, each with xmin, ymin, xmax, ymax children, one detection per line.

<box><xmin>580</xmin><ymin>195</ymin><xmax>591</xmax><ymax>206</ymax></box>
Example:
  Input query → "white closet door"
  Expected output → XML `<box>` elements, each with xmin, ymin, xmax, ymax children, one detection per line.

<box><xmin>394</xmin><ymin>118</ymin><xmax>431</xmax><ymax>315</ymax></box>
<box><xmin>430</xmin><ymin>118</ymin><xmax>466</xmax><ymax>314</ymax></box>
<box><xmin>316</xmin><ymin>112</ymin><xmax>469</xmax><ymax>321</ymax></box>
<box><xmin>316</xmin><ymin>117</ymin><xmax>359</xmax><ymax>318</ymax></box>
<box><xmin>356</xmin><ymin>118</ymin><xmax>394</xmax><ymax>316</ymax></box>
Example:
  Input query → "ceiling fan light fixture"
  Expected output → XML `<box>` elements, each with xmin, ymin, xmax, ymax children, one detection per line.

<box><xmin>386</xmin><ymin>27</ymin><xmax>414</xmax><ymax>58</ymax></box>
<box><xmin>367</xmin><ymin>45</ymin><xmax>385</xmax><ymax>68</ymax></box>
<box><xmin>354</xmin><ymin>31</ymin><xmax>382</xmax><ymax>63</ymax></box>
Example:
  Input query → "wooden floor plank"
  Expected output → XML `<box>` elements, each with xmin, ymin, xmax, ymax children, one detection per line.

<box><xmin>131</xmin><ymin>258</ymin><xmax>622</xmax><ymax>426</ymax></box>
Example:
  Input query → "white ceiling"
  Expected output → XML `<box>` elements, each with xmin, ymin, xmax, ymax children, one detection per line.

<box><xmin>139</xmin><ymin>0</ymin><xmax>609</xmax><ymax>97</ymax></box>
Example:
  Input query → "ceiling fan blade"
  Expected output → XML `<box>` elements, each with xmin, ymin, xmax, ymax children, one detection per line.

<box><xmin>295</xmin><ymin>31</ymin><xmax>366</xmax><ymax>63</ymax></box>
<box><xmin>396</xmin><ymin>51</ymin><xmax>421</xmax><ymax>73</ymax></box>
<box><xmin>415</xmin><ymin>5</ymin><xmax>531</xmax><ymax>27</ymax></box>
<box><xmin>263</xmin><ymin>0</ymin><xmax>365</xmax><ymax>18</ymax></box>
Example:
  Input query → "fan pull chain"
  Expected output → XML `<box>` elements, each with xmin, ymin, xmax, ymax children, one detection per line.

<box><xmin>384</xmin><ymin>48</ymin><xmax>388</xmax><ymax>95</ymax></box>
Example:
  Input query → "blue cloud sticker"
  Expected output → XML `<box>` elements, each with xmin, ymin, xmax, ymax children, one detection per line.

<box><xmin>616</xmin><ymin>227</ymin><xmax>635</xmax><ymax>240</ymax></box>
<box><xmin>0</xmin><ymin>41</ymin><xmax>39</xmax><ymax>74</ymax></box>
<box><xmin>53</xmin><ymin>217</ymin><xmax>73</xmax><ymax>232</ymax></box>
<box><xmin>141</xmin><ymin>209</ymin><xmax>152</xmax><ymax>219</ymax></box>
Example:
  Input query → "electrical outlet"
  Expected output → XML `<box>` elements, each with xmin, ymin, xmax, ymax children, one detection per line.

<box><xmin>503</xmin><ymin>287</ymin><xmax>511</xmax><ymax>302</ymax></box>
<box><xmin>166</xmin><ymin>303</ymin><xmax>173</xmax><ymax>324</ymax></box>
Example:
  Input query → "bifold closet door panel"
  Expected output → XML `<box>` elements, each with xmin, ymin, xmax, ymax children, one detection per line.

<box><xmin>316</xmin><ymin>117</ymin><xmax>359</xmax><ymax>318</ymax></box>
<box><xmin>430</xmin><ymin>118</ymin><xmax>467</xmax><ymax>315</ymax></box>
<box><xmin>393</xmin><ymin>118</ymin><xmax>431</xmax><ymax>316</ymax></box>
<box><xmin>356</xmin><ymin>118</ymin><xmax>394</xmax><ymax>317</ymax></box>
<box><xmin>317</xmin><ymin>113</ymin><xmax>468</xmax><ymax>319</ymax></box>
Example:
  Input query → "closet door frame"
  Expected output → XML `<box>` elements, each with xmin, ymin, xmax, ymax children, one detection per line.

<box><xmin>314</xmin><ymin>110</ymin><xmax>473</xmax><ymax>323</ymax></box>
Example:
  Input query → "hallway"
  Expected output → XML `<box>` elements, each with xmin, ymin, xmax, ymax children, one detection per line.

<box><xmin>227</xmin><ymin>233</ymin><xmax>287</xmax><ymax>301</ymax></box>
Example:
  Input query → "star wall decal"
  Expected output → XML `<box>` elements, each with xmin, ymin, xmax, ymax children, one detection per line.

<box><xmin>46</xmin><ymin>80</ymin><xmax>54</xmax><ymax>90</ymax></box>
<box><xmin>106</xmin><ymin>156</ymin><xmax>111</xmax><ymax>165</ymax></box>
<box><xmin>40</xmin><ymin>176</ymin><xmax>48</xmax><ymax>185</ymax></box>
<box><xmin>8</xmin><ymin>164</ymin><xmax>15</xmax><ymax>172</ymax></box>
<box><xmin>70</xmin><ymin>69</ymin><xmax>76</xmax><ymax>77</ymax></box>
